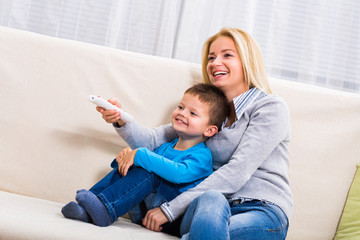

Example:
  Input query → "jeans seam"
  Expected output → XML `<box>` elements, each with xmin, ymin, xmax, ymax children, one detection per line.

<box><xmin>226</xmin><ymin>211</ymin><xmax>231</xmax><ymax>240</ymax></box>
<box><xmin>98</xmin><ymin>193</ymin><xmax>116</xmax><ymax>222</ymax></box>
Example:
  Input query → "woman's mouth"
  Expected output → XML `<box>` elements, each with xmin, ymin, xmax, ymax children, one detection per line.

<box><xmin>213</xmin><ymin>71</ymin><xmax>228</xmax><ymax>77</ymax></box>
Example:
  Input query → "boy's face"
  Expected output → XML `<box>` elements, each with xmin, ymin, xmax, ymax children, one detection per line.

<box><xmin>171</xmin><ymin>93</ymin><xmax>213</xmax><ymax>138</ymax></box>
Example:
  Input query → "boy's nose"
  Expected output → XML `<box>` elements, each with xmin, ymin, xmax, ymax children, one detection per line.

<box><xmin>178</xmin><ymin>112</ymin><xmax>186</xmax><ymax>117</ymax></box>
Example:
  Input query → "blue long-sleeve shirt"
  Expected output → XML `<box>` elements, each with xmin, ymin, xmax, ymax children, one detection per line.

<box><xmin>134</xmin><ymin>138</ymin><xmax>213</xmax><ymax>185</ymax></box>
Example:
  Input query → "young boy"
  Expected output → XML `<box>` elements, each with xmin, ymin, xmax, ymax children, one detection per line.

<box><xmin>61</xmin><ymin>83</ymin><xmax>230</xmax><ymax>228</ymax></box>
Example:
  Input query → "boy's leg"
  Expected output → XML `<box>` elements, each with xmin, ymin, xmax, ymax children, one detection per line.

<box><xmin>127</xmin><ymin>200</ymin><xmax>147</xmax><ymax>224</ymax></box>
<box><xmin>155</xmin><ymin>181</ymin><xmax>187</xmax><ymax>237</ymax></box>
<box><xmin>128</xmin><ymin>191</ymin><xmax>170</xmax><ymax>224</ymax></box>
<box><xmin>76</xmin><ymin>190</ymin><xmax>112</xmax><ymax>227</ymax></box>
<box><xmin>62</xmin><ymin>159</ymin><xmax>119</xmax><ymax>223</ymax></box>
<box><xmin>61</xmin><ymin>201</ymin><xmax>90</xmax><ymax>223</ymax></box>
<box><xmin>89</xmin><ymin>159</ymin><xmax>121</xmax><ymax>195</ymax></box>
<box><xmin>78</xmin><ymin>167</ymin><xmax>161</xmax><ymax>226</ymax></box>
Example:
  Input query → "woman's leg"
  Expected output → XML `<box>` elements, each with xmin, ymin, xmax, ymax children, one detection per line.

<box><xmin>229</xmin><ymin>200</ymin><xmax>289</xmax><ymax>240</ymax></box>
<box><xmin>180</xmin><ymin>190</ymin><xmax>231</xmax><ymax>240</ymax></box>
<box><xmin>179</xmin><ymin>190</ymin><xmax>288</xmax><ymax>240</ymax></box>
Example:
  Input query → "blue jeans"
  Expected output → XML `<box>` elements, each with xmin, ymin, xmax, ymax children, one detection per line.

<box><xmin>89</xmin><ymin>160</ymin><xmax>189</xmax><ymax>223</ymax></box>
<box><xmin>180</xmin><ymin>190</ymin><xmax>289</xmax><ymax>240</ymax></box>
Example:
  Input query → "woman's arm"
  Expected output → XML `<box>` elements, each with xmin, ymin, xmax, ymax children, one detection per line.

<box><xmin>161</xmin><ymin>96</ymin><xmax>291</xmax><ymax>221</ymax></box>
<box><xmin>96</xmin><ymin>97</ymin><xmax>177</xmax><ymax>151</ymax></box>
<box><xmin>114</xmin><ymin>121</ymin><xmax>177</xmax><ymax>151</ymax></box>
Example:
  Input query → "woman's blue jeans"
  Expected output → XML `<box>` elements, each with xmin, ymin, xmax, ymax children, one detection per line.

<box><xmin>180</xmin><ymin>190</ymin><xmax>289</xmax><ymax>240</ymax></box>
<box><xmin>89</xmin><ymin>160</ymin><xmax>182</xmax><ymax>223</ymax></box>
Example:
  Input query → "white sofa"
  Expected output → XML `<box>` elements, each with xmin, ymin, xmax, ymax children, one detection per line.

<box><xmin>1</xmin><ymin>26</ymin><xmax>360</xmax><ymax>240</ymax></box>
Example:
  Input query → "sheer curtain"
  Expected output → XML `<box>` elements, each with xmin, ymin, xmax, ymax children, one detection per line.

<box><xmin>0</xmin><ymin>0</ymin><xmax>359</xmax><ymax>93</ymax></box>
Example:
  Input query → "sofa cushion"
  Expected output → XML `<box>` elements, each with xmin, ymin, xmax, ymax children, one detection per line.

<box><xmin>334</xmin><ymin>164</ymin><xmax>360</xmax><ymax>239</ymax></box>
<box><xmin>0</xmin><ymin>191</ymin><xmax>178</xmax><ymax>240</ymax></box>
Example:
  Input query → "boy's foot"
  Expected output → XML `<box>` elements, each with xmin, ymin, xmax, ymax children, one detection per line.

<box><xmin>61</xmin><ymin>201</ymin><xmax>90</xmax><ymax>223</ymax></box>
<box><xmin>76</xmin><ymin>189</ymin><xmax>112</xmax><ymax>227</ymax></box>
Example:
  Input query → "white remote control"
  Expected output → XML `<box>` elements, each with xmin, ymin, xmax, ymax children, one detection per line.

<box><xmin>88</xmin><ymin>95</ymin><xmax>133</xmax><ymax>122</ymax></box>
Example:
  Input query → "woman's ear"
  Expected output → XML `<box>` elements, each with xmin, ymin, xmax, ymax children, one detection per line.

<box><xmin>204</xmin><ymin>125</ymin><xmax>218</xmax><ymax>137</ymax></box>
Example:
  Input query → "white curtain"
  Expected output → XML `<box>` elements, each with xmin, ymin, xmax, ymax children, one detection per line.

<box><xmin>1</xmin><ymin>0</ymin><xmax>359</xmax><ymax>93</ymax></box>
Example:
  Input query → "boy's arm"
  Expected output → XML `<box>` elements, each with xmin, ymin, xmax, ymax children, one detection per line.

<box><xmin>134</xmin><ymin>147</ymin><xmax>213</xmax><ymax>184</ymax></box>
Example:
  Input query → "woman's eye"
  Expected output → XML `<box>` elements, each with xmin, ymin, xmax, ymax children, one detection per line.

<box><xmin>208</xmin><ymin>56</ymin><xmax>215</xmax><ymax>61</ymax></box>
<box><xmin>224</xmin><ymin>53</ymin><xmax>233</xmax><ymax>57</ymax></box>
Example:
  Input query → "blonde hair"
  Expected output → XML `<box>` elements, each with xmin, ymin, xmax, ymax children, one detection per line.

<box><xmin>201</xmin><ymin>27</ymin><xmax>272</xmax><ymax>94</ymax></box>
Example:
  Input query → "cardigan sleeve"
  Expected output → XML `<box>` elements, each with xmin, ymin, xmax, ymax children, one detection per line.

<box><xmin>114</xmin><ymin>120</ymin><xmax>177</xmax><ymax>151</ymax></box>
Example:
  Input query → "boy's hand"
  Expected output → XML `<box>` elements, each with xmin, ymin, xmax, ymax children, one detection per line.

<box><xmin>116</xmin><ymin>147</ymin><xmax>132</xmax><ymax>161</ymax></box>
<box><xmin>117</xmin><ymin>148</ymin><xmax>138</xmax><ymax>176</ymax></box>
<box><xmin>142</xmin><ymin>207</ymin><xmax>169</xmax><ymax>232</ymax></box>
<box><xmin>96</xmin><ymin>98</ymin><xmax>125</xmax><ymax>126</ymax></box>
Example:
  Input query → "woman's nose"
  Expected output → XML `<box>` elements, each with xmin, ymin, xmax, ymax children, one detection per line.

<box><xmin>211</xmin><ymin>56</ymin><xmax>222</xmax><ymax>65</ymax></box>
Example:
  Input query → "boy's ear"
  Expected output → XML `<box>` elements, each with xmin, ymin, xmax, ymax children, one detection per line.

<box><xmin>204</xmin><ymin>125</ymin><xmax>218</xmax><ymax>137</ymax></box>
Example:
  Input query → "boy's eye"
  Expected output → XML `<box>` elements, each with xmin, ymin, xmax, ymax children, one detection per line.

<box><xmin>178</xmin><ymin>105</ymin><xmax>184</xmax><ymax>110</ymax></box>
<box><xmin>190</xmin><ymin>112</ymin><xmax>197</xmax><ymax>116</ymax></box>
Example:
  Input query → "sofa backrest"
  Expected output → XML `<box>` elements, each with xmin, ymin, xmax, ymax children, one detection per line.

<box><xmin>1</xmin><ymin>27</ymin><xmax>360</xmax><ymax>240</ymax></box>
<box><xmin>0</xmin><ymin>26</ymin><xmax>200</xmax><ymax>202</ymax></box>
<box><xmin>271</xmin><ymin>79</ymin><xmax>360</xmax><ymax>239</ymax></box>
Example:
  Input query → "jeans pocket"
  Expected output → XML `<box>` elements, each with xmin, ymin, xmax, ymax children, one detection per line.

<box><xmin>262</xmin><ymin>202</ymin><xmax>289</xmax><ymax>233</ymax></box>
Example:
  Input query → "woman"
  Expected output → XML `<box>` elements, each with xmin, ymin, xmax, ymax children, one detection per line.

<box><xmin>99</xmin><ymin>27</ymin><xmax>292</xmax><ymax>240</ymax></box>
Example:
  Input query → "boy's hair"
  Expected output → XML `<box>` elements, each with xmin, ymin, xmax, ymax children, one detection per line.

<box><xmin>185</xmin><ymin>83</ymin><xmax>230</xmax><ymax>130</ymax></box>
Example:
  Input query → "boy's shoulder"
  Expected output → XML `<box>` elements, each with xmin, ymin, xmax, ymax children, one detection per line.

<box><xmin>153</xmin><ymin>138</ymin><xmax>178</xmax><ymax>153</ymax></box>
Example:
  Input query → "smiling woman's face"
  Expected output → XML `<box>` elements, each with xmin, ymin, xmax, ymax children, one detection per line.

<box><xmin>206</xmin><ymin>36</ymin><xmax>248</xmax><ymax>99</ymax></box>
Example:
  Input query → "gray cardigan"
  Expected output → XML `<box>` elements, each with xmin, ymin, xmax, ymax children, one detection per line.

<box><xmin>115</xmin><ymin>94</ymin><xmax>293</xmax><ymax>222</ymax></box>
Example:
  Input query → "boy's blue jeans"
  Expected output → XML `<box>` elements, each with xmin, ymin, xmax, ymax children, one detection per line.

<box><xmin>180</xmin><ymin>190</ymin><xmax>289</xmax><ymax>240</ymax></box>
<box><xmin>89</xmin><ymin>160</ymin><xmax>186</xmax><ymax>223</ymax></box>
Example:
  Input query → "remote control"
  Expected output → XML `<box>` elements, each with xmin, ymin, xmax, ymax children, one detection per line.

<box><xmin>88</xmin><ymin>95</ymin><xmax>133</xmax><ymax>122</ymax></box>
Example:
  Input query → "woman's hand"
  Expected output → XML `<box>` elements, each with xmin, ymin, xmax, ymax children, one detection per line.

<box><xmin>116</xmin><ymin>148</ymin><xmax>138</xmax><ymax>176</ymax></box>
<box><xmin>96</xmin><ymin>97</ymin><xmax>125</xmax><ymax>126</ymax></box>
<box><xmin>142</xmin><ymin>207</ymin><xmax>169</xmax><ymax>232</ymax></box>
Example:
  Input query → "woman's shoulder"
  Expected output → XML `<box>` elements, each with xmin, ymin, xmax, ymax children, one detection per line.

<box><xmin>253</xmin><ymin>93</ymin><xmax>289</xmax><ymax>112</ymax></box>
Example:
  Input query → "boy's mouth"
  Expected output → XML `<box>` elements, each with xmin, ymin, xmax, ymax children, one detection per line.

<box><xmin>175</xmin><ymin>117</ymin><xmax>188</xmax><ymax>126</ymax></box>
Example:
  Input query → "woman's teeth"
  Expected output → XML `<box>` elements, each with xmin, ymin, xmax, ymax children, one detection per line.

<box><xmin>214</xmin><ymin>71</ymin><xmax>227</xmax><ymax>77</ymax></box>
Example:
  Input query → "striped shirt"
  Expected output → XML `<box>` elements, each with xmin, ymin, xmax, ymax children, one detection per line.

<box><xmin>223</xmin><ymin>87</ymin><xmax>266</xmax><ymax>129</ymax></box>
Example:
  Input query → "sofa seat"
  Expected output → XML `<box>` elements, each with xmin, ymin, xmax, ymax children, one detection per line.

<box><xmin>0</xmin><ymin>191</ymin><xmax>178</xmax><ymax>240</ymax></box>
